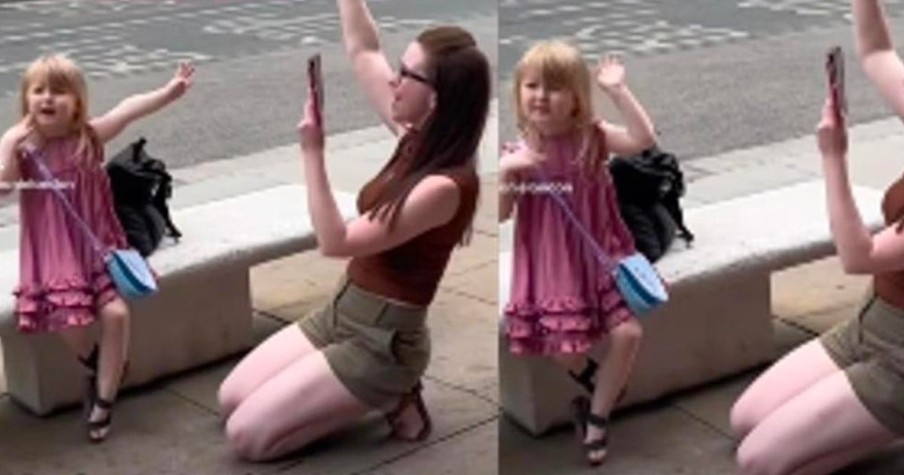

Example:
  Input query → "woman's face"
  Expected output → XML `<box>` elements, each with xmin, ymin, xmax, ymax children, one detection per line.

<box><xmin>390</xmin><ymin>41</ymin><xmax>436</xmax><ymax>128</ymax></box>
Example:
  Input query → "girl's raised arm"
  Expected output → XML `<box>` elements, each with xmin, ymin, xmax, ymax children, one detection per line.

<box><xmin>91</xmin><ymin>62</ymin><xmax>194</xmax><ymax>144</ymax></box>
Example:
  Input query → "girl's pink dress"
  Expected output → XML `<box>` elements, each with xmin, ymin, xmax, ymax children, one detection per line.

<box><xmin>13</xmin><ymin>135</ymin><xmax>129</xmax><ymax>333</ymax></box>
<box><xmin>504</xmin><ymin>129</ymin><xmax>637</xmax><ymax>355</ymax></box>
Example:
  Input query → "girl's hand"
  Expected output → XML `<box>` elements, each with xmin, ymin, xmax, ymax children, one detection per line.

<box><xmin>817</xmin><ymin>95</ymin><xmax>848</xmax><ymax>160</ymax></box>
<box><xmin>7</xmin><ymin>115</ymin><xmax>36</xmax><ymax>151</ymax></box>
<box><xmin>298</xmin><ymin>94</ymin><xmax>325</xmax><ymax>155</ymax></box>
<box><xmin>596</xmin><ymin>54</ymin><xmax>626</xmax><ymax>95</ymax></box>
<box><xmin>166</xmin><ymin>62</ymin><xmax>195</xmax><ymax>100</ymax></box>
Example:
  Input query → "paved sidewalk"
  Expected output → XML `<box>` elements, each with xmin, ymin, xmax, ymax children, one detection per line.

<box><xmin>499</xmin><ymin>117</ymin><xmax>904</xmax><ymax>474</ymax></box>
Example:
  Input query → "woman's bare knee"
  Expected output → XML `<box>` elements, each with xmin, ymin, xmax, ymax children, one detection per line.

<box><xmin>730</xmin><ymin>398</ymin><xmax>759</xmax><ymax>441</ymax></box>
<box><xmin>217</xmin><ymin>382</ymin><xmax>241</xmax><ymax>419</ymax></box>
<box><xmin>226</xmin><ymin>416</ymin><xmax>272</xmax><ymax>462</ymax></box>
<box><xmin>736</xmin><ymin>440</ymin><xmax>786</xmax><ymax>475</ymax></box>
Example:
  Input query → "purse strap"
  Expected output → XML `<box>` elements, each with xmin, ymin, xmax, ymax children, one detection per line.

<box><xmin>533</xmin><ymin>164</ymin><xmax>619</xmax><ymax>274</ymax></box>
<box><xmin>23</xmin><ymin>146</ymin><xmax>109</xmax><ymax>260</ymax></box>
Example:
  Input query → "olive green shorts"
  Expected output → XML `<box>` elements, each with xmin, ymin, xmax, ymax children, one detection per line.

<box><xmin>297</xmin><ymin>277</ymin><xmax>430</xmax><ymax>409</ymax></box>
<box><xmin>821</xmin><ymin>291</ymin><xmax>904</xmax><ymax>435</ymax></box>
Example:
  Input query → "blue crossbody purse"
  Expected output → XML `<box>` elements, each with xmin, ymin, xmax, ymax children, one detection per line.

<box><xmin>537</xmin><ymin>168</ymin><xmax>668</xmax><ymax>316</ymax></box>
<box><xmin>25</xmin><ymin>147</ymin><xmax>157</xmax><ymax>300</ymax></box>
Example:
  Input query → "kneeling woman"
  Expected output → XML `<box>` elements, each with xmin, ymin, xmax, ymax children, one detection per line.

<box><xmin>216</xmin><ymin>0</ymin><xmax>491</xmax><ymax>462</ymax></box>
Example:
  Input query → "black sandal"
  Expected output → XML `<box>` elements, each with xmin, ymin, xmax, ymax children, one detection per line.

<box><xmin>571</xmin><ymin>396</ymin><xmax>609</xmax><ymax>466</ymax></box>
<box><xmin>77</xmin><ymin>345</ymin><xmax>99</xmax><ymax>420</ymax></box>
<box><xmin>86</xmin><ymin>396</ymin><xmax>114</xmax><ymax>444</ymax></box>
<box><xmin>568</xmin><ymin>358</ymin><xmax>599</xmax><ymax>393</ymax></box>
<box><xmin>385</xmin><ymin>381</ymin><xmax>432</xmax><ymax>442</ymax></box>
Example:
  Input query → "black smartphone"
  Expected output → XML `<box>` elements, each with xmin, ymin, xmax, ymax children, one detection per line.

<box><xmin>826</xmin><ymin>46</ymin><xmax>847</xmax><ymax>117</ymax></box>
<box><xmin>307</xmin><ymin>53</ymin><xmax>324</xmax><ymax>126</ymax></box>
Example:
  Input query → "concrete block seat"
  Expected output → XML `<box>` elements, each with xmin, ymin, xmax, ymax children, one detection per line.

<box><xmin>499</xmin><ymin>180</ymin><xmax>885</xmax><ymax>436</ymax></box>
<box><xmin>0</xmin><ymin>184</ymin><xmax>357</xmax><ymax>415</ymax></box>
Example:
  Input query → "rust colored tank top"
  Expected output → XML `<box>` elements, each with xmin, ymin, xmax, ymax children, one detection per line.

<box><xmin>346</xmin><ymin>152</ymin><xmax>479</xmax><ymax>307</ymax></box>
<box><xmin>875</xmin><ymin>175</ymin><xmax>904</xmax><ymax>309</ymax></box>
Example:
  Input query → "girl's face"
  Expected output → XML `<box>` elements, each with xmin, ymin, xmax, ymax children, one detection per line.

<box><xmin>390</xmin><ymin>41</ymin><xmax>436</xmax><ymax>128</ymax></box>
<box><xmin>26</xmin><ymin>79</ymin><xmax>77</xmax><ymax>137</ymax></box>
<box><xmin>519</xmin><ymin>68</ymin><xmax>576</xmax><ymax>136</ymax></box>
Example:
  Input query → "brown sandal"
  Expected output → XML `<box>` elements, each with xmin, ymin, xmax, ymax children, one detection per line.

<box><xmin>385</xmin><ymin>381</ymin><xmax>432</xmax><ymax>442</ymax></box>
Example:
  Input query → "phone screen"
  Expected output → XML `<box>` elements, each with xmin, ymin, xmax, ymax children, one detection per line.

<box><xmin>307</xmin><ymin>54</ymin><xmax>323</xmax><ymax>125</ymax></box>
<box><xmin>826</xmin><ymin>46</ymin><xmax>847</xmax><ymax>117</ymax></box>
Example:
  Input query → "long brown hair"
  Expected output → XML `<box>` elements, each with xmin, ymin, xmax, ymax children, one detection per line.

<box><xmin>367</xmin><ymin>26</ymin><xmax>491</xmax><ymax>230</ymax></box>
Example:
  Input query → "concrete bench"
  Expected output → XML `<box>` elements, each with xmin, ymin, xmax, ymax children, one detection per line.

<box><xmin>0</xmin><ymin>184</ymin><xmax>357</xmax><ymax>415</ymax></box>
<box><xmin>499</xmin><ymin>180</ymin><xmax>885</xmax><ymax>436</ymax></box>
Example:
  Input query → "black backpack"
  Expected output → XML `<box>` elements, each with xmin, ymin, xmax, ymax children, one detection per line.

<box><xmin>609</xmin><ymin>146</ymin><xmax>693</xmax><ymax>262</ymax></box>
<box><xmin>105</xmin><ymin>138</ymin><xmax>181</xmax><ymax>256</ymax></box>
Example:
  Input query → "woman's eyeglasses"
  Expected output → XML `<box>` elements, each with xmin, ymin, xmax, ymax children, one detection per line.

<box><xmin>399</xmin><ymin>62</ymin><xmax>433</xmax><ymax>87</ymax></box>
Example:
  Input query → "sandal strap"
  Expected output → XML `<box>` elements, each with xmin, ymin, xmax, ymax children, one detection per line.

<box><xmin>94</xmin><ymin>397</ymin><xmax>115</xmax><ymax>411</ymax></box>
<box><xmin>78</xmin><ymin>344</ymin><xmax>99</xmax><ymax>373</ymax></box>
<box><xmin>586</xmin><ymin>412</ymin><xmax>608</xmax><ymax>429</ymax></box>
<box><xmin>568</xmin><ymin>358</ymin><xmax>598</xmax><ymax>393</ymax></box>
<box><xmin>584</xmin><ymin>434</ymin><xmax>609</xmax><ymax>451</ymax></box>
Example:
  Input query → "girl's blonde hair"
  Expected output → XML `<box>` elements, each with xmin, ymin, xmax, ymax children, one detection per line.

<box><xmin>19</xmin><ymin>54</ymin><xmax>100</xmax><ymax>163</ymax></box>
<box><xmin>513</xmin><ymin>40</ymin><xmax>605</xmax><ymax>169</ymax></box>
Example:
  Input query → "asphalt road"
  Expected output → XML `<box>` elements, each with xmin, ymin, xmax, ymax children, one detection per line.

<box><xmin>499</xmin><ymin>0</ymin><xmax>904</xmax><ymax>161</ymax></box>
<box><xmin>0</xmin><ymin>0</ymin><xmax>497</xmax><ymax>168</ymax></box>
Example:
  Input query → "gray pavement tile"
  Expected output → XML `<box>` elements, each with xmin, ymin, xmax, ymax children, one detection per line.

<box><xmin>366</xmin><ymin>419</ymin><xmax>497</xmax><ymax>475</ymax></box>
<box><xmin>771</xmin><ymin>256</ymin><xmax>870</xmax><ymax>320</ymax></box>
<box><xmin>837</xmin><ymin>442</ymin><xmax>904</xmax><ymax>474</ymax></box>
<box><xmin>277</xmin><ymin>380</ymin><xmax>497</xmax><ymax>475</ymax></box>
<box><xmin>442</xmin><ymin>232</ymin><xmax>498</xmax><ymax>280</ymax></box>
<box><xmin>440</xmin><ymin>260</ymin><xmax>498</xmax><ymax>305</ymax></box>
<box><xmin>424</xmin><ymin>293</ymin><xmax>498</xmax><ymax>404</ymax></box>
<box><xmin>250</xmin><ymin>253</ymin><xmax>346</xmax><ymax>323</ymax></box>
<box><xmin>782</xmin><ymin>303</ymin><xmax>860</xmax><ymax>335</ymax></box>
<box><xmin>165</xmin><ymin>357</ymin><xmax>238</xmax><ymax>415</ymax></box>
<box><xmin>0</xmin><ymin>347</ymin><xmax>5</xmax><ymax>395</ymax></box>
<box><xmin>684</xmin><ymin>164</ymin><xmax>813</xmax><ymax>206</ymax></box>
<box><xmin>772</xmin><ymin>318</ymin><xmax>817</xmax><ymax>356</ymax></box>
<box><xmin>163</xmin><ymin>314</ymin><xmax>296</xmax><ymax>413</ymax></box>
<box><xmin>787</xmin><ymin>133</ymin><xmax>904</xmax><ymax>192</ymax></box>
<box><xmin>671</xmin><ymin>372</ymin><xmax>756</xmax><ymax>440</ymax></box>
<box><xmin>669</xmin><ymin>319</ymin><xmax>813</xmax><ymax>438</ymax></box>
<box><xmin>473</xmin><ymin>177</ymin><xmax>499</xmax><ymax>236</ymax></box>
<box><xmin>0</xmin><ymin>391</ymin><xmax>274</xmax><ymax>475</ymax></box>
<box><xmin>500</xmin><ymin>403</ymin><xmax>736</xmax><ymax>475</ymax></box>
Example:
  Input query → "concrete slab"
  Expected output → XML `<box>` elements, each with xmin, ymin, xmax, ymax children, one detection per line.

<box><xmin>442</xmin><ymin>233</ymin><xmax>499</xmax><ymax>280</ymax></box>
<box><xmin>367</xmin><ymin>419</ymin><xmax>497</xmax><ymax>475</ymax></box>
<box><xmin>772</xmin><ymin>256</ymin><xmax>871</xmax><ymax>320</ymax></box>
<box><xmin>159</xmin><ymin>313</ymin><xmax>283</xmax><ymax>413</ymax></box>
<box><xmin>0</xmin><ymin>391</ymin><xmax>272</xmax><ymax>475</ymax></box>
<box><xmin>783</xmin><ymin>303</ymin><xmax>862</xmax><ymax>335</ymax></box>
<box><xmin>277</xmin><ymin>380</ymin><xmax>497</xmax><ymax>475</ymax></box>
<box><xmin>440</xmin><ymin>260</ymin><xmax>498</xmax><ymax>305</ymax></box>
<box><xmin>0</xmin><ymin>345</ymin><xmax>5</xmax><ymax>395</ymax></box>
<box><xmin>499</xmin><ymin>403</ymin><xmax>736</xmax><ymax>475</ymax></box>
<box><xmin>670</xmin><ymin>319</ymin><xmax>813</xmax><ymax>438</ymax></box>
<box><xmin>425</xmin><ymin>293</ymin><xmax>499</xmax><ymax>403</ymax></box>
<box><xmin>838</xmin><ymin>442</ymin><xmax>904</xmax><ymax>474</ymax></box>
<box><xmin>250</xmin><ymin>252</ymin><xmax>346</xmax><ymax>322</ymax></box>
<box><xmin>683</xmin><ymin>163</ymin><xmax>812</xmax><ymax>206</ymax></box>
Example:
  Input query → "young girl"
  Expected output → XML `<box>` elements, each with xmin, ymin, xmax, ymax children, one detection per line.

<box><xmin>500</xmin><ymin>41</ymin><xmax>655</xmax><ymax>466</ymax></box>
<box><xmin>215</xmin><ymin>0</ymin><xmax>490</xmax><ymax>462</ymax></box>
<box><xmin>0</xmin><ymin>55</ymin><xmax>194</xmax><ymax>443</ymax></box>
<box><xmin>730</xmin><ymin>1</ymin><xmax>904</xmax><ymax>473</ymax></box>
